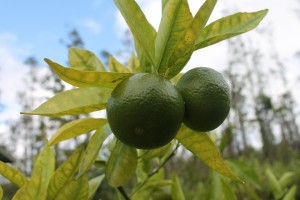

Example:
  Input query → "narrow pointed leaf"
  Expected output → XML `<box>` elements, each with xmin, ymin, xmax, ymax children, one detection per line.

<box><xmin>142</xmin><ymin>141</ymin><xmax>174</xmax><ymax>160</ymax></box>
<box><xmin>68</xmin><ymin>46</ymin><xmax>106</xmax><ymax>71</ymax></box>
<box><xmin>172</xmin><ymin>172</ymin><xmax>185</xmax><ymax>200</ymax></box>
<box><xmin>265</xmin><ymin>168</ymin><xmax>282</xmax><ymax>196</ymax></box>
<box><xmin>114</xmin><ymin>0</ymin><xmax>156</xmax><ymax>69</ymax></box>
<box><xmin>176</xmin><ymin>126</ymin><xmax>242</xmax><ymax>182</ymax></box>
<box><xmin>12</xmin><ymin>168</ymin><xmax>46</xmax><ymax>200</ymax></box>
<box><xmin>109</xmin><ymin>55</ymin><xmax>131</xmax><ymax>73</ymax></box>
<box><xmin>31</xmin><ymin>142</ymin><xmax>55</xmax><ymax>189</ymax></box>
<box><xmin>21</xmin><ymin>87</ymin><xmax>111</xmax><ymax>117</ymax></box>
<box><xmin>166</xmin><ymin>0</ymin><xmax>217</xmax><ymax>79</ymax></box>
<box><xmin>128</xmin><ymin>53</ymin><xmax>141</xmax><ymax>73</ymax></box>
<box><xmin>0</xmin><ymin>161</ymin><xmax>27</xmax><ymax>188</ymax></box>
<box><xmin>49</xmin><ymin>118</ymin><xmax>107</xmax><ymax>145</ymax></box>
<box><xmin>48</xmin><ymin>146</ymin><xmax>84</xmax><ymax>200</ymax></box>
<box><xmin>0</xmin><ymin>185</ymin><xmax>2</xmax><ymax>200</ymax></box>
<box><xmin>88</xmin><ymin>175</ymin><xmax>105</xmax><ymax>199</ymax></box>
<box><xmin>283</xmin><ymin>185</ymin><xmax>297</xmax><ymax>200</ymax></box>
<box><xmin>45</xmin><ymin>58</ymin><xmax>132</xmax><ymax>88</ymax></box>
<box><xmin>156</xmin><ymin>0</ymin><xmax>192</xmax><ymax>74</ymax></box>
<box><xmin>279</xmin><ymin>172</ymin><xmax>295</xmax><ymax>189</ymax></box>
<box><xmin>55</xmin><ymin>175</ymin><xmax>89</xmax><ymax>200</ymax></box>
<box><xmin>78</xmin><ymin>124</ymin><xmax>111</xmax><ymax>177</ymax></box>
<box><xmin>105</xmin><ymin>141</ymin><xmax>138</xmax><ymax>187</ymax></box>
<box><xmin>221</xmin><ymin>178</ymin><xmax>237</xmax><ymax>200</ymax></box>
<box><xmin>195</xmin><ymin>9</ymin><xmax>268</xmax><ymax>50</ymax></box>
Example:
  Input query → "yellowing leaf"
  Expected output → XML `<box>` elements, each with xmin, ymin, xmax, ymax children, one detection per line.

<box><xmin>0</xmin><ymin>161</ymin><xmax>27</xmax><ymax>188</ymax></box>
<box><xmin>109</xmin><ymin>55</ymin><xmax>131</xmax><ymax>73</ymax></box>
<box><xmin>68</xmin><ymin>46</ymin><xmax>106</xmax><ymax>71</ymax></box>
<box><xmin>105</xmin><ymin>141</ymin><xmax>138</xmax><ymax>187</ymax></box>
<box><xmin>114</xmin><ymin>0</ymin><xmax>157</xmax><ymax>70</ymax></box>
<box><xmin>141</xmin><ymin>141</ymin><xmax>174</xmax><ymax>160</ymax></box>
<box><xmin>195</xmin><ymin>9</ymin><xmax>268</xmax><ymax>50</ymax></box>
<box><xmin>0</xmin><ymin>185</ymin><xmax>3</xmax><ymax>200</ymax></box>
<box><xmin>167</xmin><ymin>0</ymin><xmax>217</xmax><ymax>79</ymax></box>
<box><xmin>49</xmin><ymin>118</ymin><xmax>107</xmax><ymax>145</ymax></box>
<box><xmin>21</xmin><ymin>87</ymin><xmax>111</xmax><ymax>117</ymax></box>
<box><xmin>55</xmin><ymin>175</ymin><xmax>89</xmax><ymax>200</ymax></box>
<box><xmin>176</xmin><ymin>126</ymin><xmax>242</xmax><ymax>183</ymax></box>
<box><xmin>88</xmin><ymin>175</ymin><xmax>105</xmax><ymax>200</ymax></box>
<box><xmin>44</xmin><ymin>58</ymin><xmax>132</xmax><ymax>88</ymax></box>
<box><xmin>48</xmin><ymin>147</ymin><xmax>84</xmax><ymax>200</ymax></box>
<box><xmin>172</xmin><ymin>172</ymin><xmax>185</xmax><ymax>200</ymax></box>
<box><xmin>128</xmin><ymin>53</ymin><xmax>141</xmax><ymax>73</ymax></box>
<box><xmin>78</xmin><ymin>124</ymin><xmax>111</xmax><ymax>177</ymax></box>
<box><xmin>156</xmin><ymin>0</ymin><xmax>192</xmax><ymax>74</ymax></box>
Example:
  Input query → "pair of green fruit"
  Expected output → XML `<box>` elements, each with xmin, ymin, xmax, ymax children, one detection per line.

<box><xmin>106</xmin><ymin>67</ymin><xmax>231</xmax><ymax>149</ymax></box>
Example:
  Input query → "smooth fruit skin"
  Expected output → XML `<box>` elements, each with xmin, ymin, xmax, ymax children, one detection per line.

<box><xmin>106</xmin><ymin>73</ymin><xmax>184</xmax><ymax>149</ymax></box>
<box><xmin>176</xmin><ymin>67</ymin><xmax>231</xmax><ymax>132</ymax></box>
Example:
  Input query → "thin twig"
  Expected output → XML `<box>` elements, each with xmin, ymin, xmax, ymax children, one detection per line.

<box><xmin>117</xmin><ymin>186</ymin><xmax>131</xmax><ymax>200</ymax></box>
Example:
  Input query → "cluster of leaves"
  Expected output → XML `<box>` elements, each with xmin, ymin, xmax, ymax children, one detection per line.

<box><xmin>0</xmin><ymin>0</ymin><xmax>268</xmax><ymax>199</ymax></box>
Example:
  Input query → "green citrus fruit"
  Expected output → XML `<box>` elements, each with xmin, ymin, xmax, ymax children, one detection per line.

<box><xmin>106</xmin><ymin>73</ymin><xmax>184</xmax><ymax>149</ymax></box>
<box><xmin>176</xmin><ymin>67</ymin><xmax>231</xmax><ymax>132</ymax></box>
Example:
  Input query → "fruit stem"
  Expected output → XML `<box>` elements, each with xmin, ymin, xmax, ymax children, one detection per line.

<box><xmin>117</xmin><ymin>186</ymin><xmax>131</xmax><ymax>200</ymax></box>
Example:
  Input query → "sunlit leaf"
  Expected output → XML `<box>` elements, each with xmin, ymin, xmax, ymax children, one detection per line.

<box><xmin>156</xmin><ymin>0</ymin><xmax>192</xmax><ymax>74</ymax></box>
<box><xmin>109</xmin><ymin>55</ymin><xmax>131</xmax><ymax>73</ymax></box>
<box><xmin>141</xmin><ymin>141</ymin><xmax>174</xmax><ymax>160</ymax></box>
<box><xmin>114</xmin><ymin>0</ymin><xmax>157</xmax><ymax>70</ymax></box>
<box><xmin>283</xmin><ymin>185</ymin><xmax>297</xmax><ymax>200</ymax></box>
<box><xmin>55</xmin><ymin>175</ymin><xmax>89</xmax><ymax>200</ymax></box>
<box><xmin>31</xmin><ymin>142</ymin><xmax>55</xmax><ymax>189</ymax></box>
<box><xmin>166</xmin><ymin>0</ymin><xmax>217</xmax><ymax>79</ymax></box>
<box><xmin>49</xmin><ymin>118</ymin><xmax>107</xmax><ymax>145</ymax></box>
<box><xmin>0</xmin><ymin>185</ymin><xmax>3</xmax><ymax>200</ymax></box>
<box><xmin>172</xmin><ymin>172</ymin><xmax>185</xmax><ymax>200</ymax></box>
<box><xmin>279</xmin><ymin>172</ymin><xmax>295</xmax><ymax>189</ymax></box>
<box><xmin>45</xmin><ymin>58</ymin><xmax>132</xmax><ymax>88</ymax></box>
<box><xmin>78</xmin><ymin>124</ymin><xmax>111</xmax><ymax>177</ymax></box>
<box><xmin>21</xmin><ymin>87</ymin><xmax>111</xmax><ymax>117</ymax></box>
<box><xmin>265</xmin><ymin>168</ymin><xmax>282</xmax><ymax>197</ymax></box>
<box><xmin>68</xmin><ymin>46</ymin><xmax>106</xmax><ymax>71</ymax></box>
<box><xmin>195</xmin><ymin>9</ymin><xmax>268</xmax><ymax>49</ymax></box>
<box><xmin>48</xmin><ymin>146</ymin><xmax>84</xmax><ymax>200</ymax></box>
<box><xmin>176</xmin><ymin>126</ymin><xmax>242</xmax><ymax>182</ymax></box>
<box><xmin>128</xmin><ymin>53</ymin><xmax>141</xmax><ymax>73</ymax></box>
<box><xmin>88</xmin><ymin>175</ymin><xmax>105</xmax><ymax>200</ymax></box>
<box><xmin>12</xmin><ymin>168</ymin><xmax>46</xmax><ymax>200</ymax></box>
<box><xmin>105</xmin><ymin>141</ymin><xmax>138</xmax><ymax>187</ymax></box>
<box><xmin>0</xmin><ymin>161</ymin><xmax>27</xmax><ymax>188</ymax></box>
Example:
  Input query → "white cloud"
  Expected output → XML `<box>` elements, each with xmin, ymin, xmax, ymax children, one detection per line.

<box><xmin>82</xmin><ymin>18</ymin><xmax>102</xmax><ymax>35</ymax></box>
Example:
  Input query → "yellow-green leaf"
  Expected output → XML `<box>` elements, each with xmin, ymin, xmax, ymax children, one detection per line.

<box><xmin>265</xmin><ymin>168</ymin><xmax>282</xmax><ymax>197</ymax></box>
<box><xmin>109</xmin><ymin>55</ymin><xmax>131</xmax><ymax>73</ymax></box>
<box><xmin>21</xmin><ymin>87</ymin><xmax>111</xmax><ymax>117</ymax></box>
<box><xmin>172</xmin><ymin>172</ymin><xmax>185</xmax><ymax>200</ymax></box>
<box><xmin>114</xmin><ymin>0</ymin><xmax>157</xmax><ymax>69</ymax></box>
<box><xmin>68</xmin><ymin>46</ymin><xmax>106</xmax><ymax>71</ymax></box>
<box><xmin>128</xmin><ymin>53</ymin><xmax>141</xmax><ymax>73</ymax></box>
<box><xmin>105</xmin><ymin>141</ymin><xmax>138</xmax><ymax>187</ymax></box>
<box><xmin>31</xmin><ymin>142</ymin><xmax>55</xmax><ymax>189</ymax></box>
<box><xmin>49</xmin><ymin>118</ymin><xmax>107</xmax><ymax>145</ymax></box>
<box><xmin>12</xmin><ymin>168</ymin><xmax>46</xmax><ymax>200</ymax></box>
<box><xmin>0</xmin><ymin>161</ymin><xmax>27</xmax><ymax>188</ymax></box>
<box><xmin>78</xmin><ymin>124</ymin><xmax>111</xmax><ymax>177</ymax></box>
<box><xmin>141</xmin><ymin>141</ymin><xmax>174</xmax><ymax>160</ymax></box>
<box><xmin>283</xmin><ymin>185</ymin><xmax>297</xmax><ymax>200</ymax></box>
<box><xmin>0</xmin><ymin>185</ymin><xmax>3</xmax><ymax>200</ymax></box>
<box><xmin>167</xmin><ymin>0</ymin><xmax>217</xmax><ymax>79</ymax></box>
<box><xmin>156</xmin><ymin>0</ymin><xmax>192</xmax><ymax>74</ymax></box>
<box><xmin>279</xmin><ymin>172</ymin><xmax>295</xmax><ymax>189</ymax></box>
<box><xmin>195</xmin><ymin>9</ymin><xmax>268</xmax><ymax>50</ymax></box>
<box><xmin>88</xmin><ymin>175</ymin><xmax>105</xmax><ymax>200</ymax></box>
<box><xmin>175</xmin><ymin>126</ymin><xmax>242</xmax><ymax>182</ymax></box>
<box><xmin>55</xmin><ymin>175</ymin><xmax>89</xmax><ymax>200</ymax></box>
<box><xmin>45</xmin><ymin>58</ymin><xmax>132</xmax><ymax>88</ymax></box>
<box><xmin>48</xmin><ymin>146</ymin><xmax>84</xmax><ymax>200</ymax></box>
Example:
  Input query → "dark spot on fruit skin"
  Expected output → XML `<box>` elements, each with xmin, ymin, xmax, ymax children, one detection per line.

<box><xmin>134</xmin><ymin>128</ymin><xmax>143</xmax><ymax>135</ymax></box>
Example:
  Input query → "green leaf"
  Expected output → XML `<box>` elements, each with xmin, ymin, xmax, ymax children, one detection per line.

<box><xmin>166</xmin><ymin>0</ymin><xmax>217</xmax><ymax>79</ymax></box>
<box><xmin>55</xmin><ymin>175</ymin><xmax>89</xmax><ymax>200</ymax></box>
<box><xmin>94</xmin><ymin>159</ymin><xmax>106</xmax><ymax>168</ymax></box>
<box><xmin>283</xmin><ymin>185</ymin><xmax>297</xmax><ymax>200</ymax></box>
<box><xmin>21</xmin><ymin>87</ymin><xmax>111</xmax><ymax>117</ymax></box>
<box><xmin>265</xmin><ymin>168</ymin><xmax>282</xmax><ymax>197</ymax></box>
<box><xmin>68</xmin><ymin>46</ymin><xmax>106</xmax><ymax>71</ymax></box>
<box><xmin>156</xmin><ymin>0</ymin><xmax>192</xmax><ymax>74</ymax></box>
<box><xmin>49</xmin><ymin>118</ymin><xmax>107</xmax><ymax>145</ymax></box>
<box><xmin>127</xmin><ymin>53</ymin><xmax>141</xmax><ymax>73</ymax></box>
<box><xmin>0</xmin><ymin>185</ymin><xmax>3</xmax><ymax>200</ymax></box>
<box><xmin>12</xmin><ymin>168</ymin><xmax>46</xmax><ymax>200</ymax></box>
<box><xmin>45</xmin><ymin>58</ymin><xmax>132</xmax><ymax>89</ymax></box>
<box><xmin>175</xmin><ymin>126</ymin><xmax>242</xmax><ymax>182</ymax></box>
<box><xmin>78</xmin><ymin>124</ymin><xmax>111</xmax><ymax>177</ymax></box>
<box><xmin>141</xmin><ymin>141</ymin><xmax>174</xmax><ymax>160</ymax></box>
<box><xmin>31</xmin><ymin>142</ymin><xmax>55</xmax><ymax>190</ymax></box>
<box><xmin>109</xmin><ymin>55</ymin><xmax>131</xmax><ymax>73</ymax></box>
<box><xmin>221</xmin><ymin>178</ymin><xmax>237</xmax><ymax>200</ymax></box>
<box><xmin>194</xmin><ymin>9</ymin><xmax>268</xmax><ymax>50</ymax></box>
<box><xmin>48</xmin><ymin>146</ymin><xmax>84</xmax><ymax>200</ymax></box>
<box><xmin>88</xmin><ymin>175</ymin><xmax>105</xmax><ymax>200</ymax></box>
<box><xmin>172</xmin><ymin>172</ymin><xmax>185</xmax><ymax>200</ymax></box>
<box><xmin>279</xmin><ymin>172</ymin><xmax>295</xmax><ymax>189</ymax></box>
<box><xmin>105</xmin><ymin>141</ymin><xmax>138</xmax><ymax>187</ymax></box>
<box><xmin>0</xmin><ymin>161</ymin><xmax>27</xmax><ymax>188</ymax></box>
<box><xmin>114</xmin><ymin>0</ymin><xmax>156</xmax><ymax>70</ymax></box>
